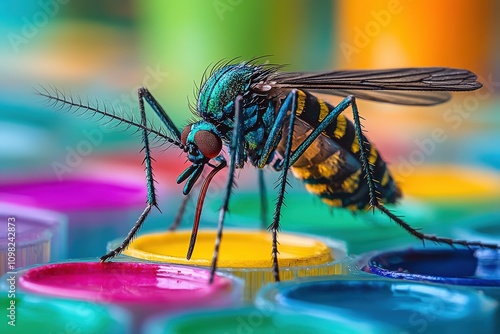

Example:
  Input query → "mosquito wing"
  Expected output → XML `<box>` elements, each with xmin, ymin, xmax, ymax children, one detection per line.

<box><xmin>269</xmin><ymin>67</ymin><xmax>482</xmax><ymax>106</ymax></box>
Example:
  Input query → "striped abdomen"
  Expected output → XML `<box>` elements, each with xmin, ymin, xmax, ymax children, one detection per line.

<box><xmin>277</xmin><ymin>90</ymin><xmax>401</xmax><ymax>210</ymax></box>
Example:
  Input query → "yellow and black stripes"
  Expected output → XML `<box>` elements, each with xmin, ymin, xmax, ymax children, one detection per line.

<box><xmin>288</xmin><ymin>90</ymin><xmax>401</xmax><ymax>210</ymax></box>
<box><xmin>295</xmin><ymin>91</ymin><xmax>359</xmax><ymax>154</ymax></box>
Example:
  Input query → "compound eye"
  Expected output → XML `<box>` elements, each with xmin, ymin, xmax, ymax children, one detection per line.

<box><xmin>181</xmin><ymin>125</ymin><xmax>191</xmax><ymax>146</ymax></box>
<box><xmin>194</xmin><ymin>130</ymin><xmax>222</xmax><ymax>159</ymax></box>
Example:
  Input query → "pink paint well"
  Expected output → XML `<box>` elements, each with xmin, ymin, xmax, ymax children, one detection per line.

<box><xmin>19</xmin><ymin>262</ymin><xmax>237</xmax><ymax>308</ymax></box>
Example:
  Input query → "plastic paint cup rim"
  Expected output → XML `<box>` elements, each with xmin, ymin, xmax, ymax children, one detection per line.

<box><xmin>121</xmin><ymin>229</ymin><xmax>345</xmax><ymax>269</ymax></box>
<box><xmin>367</xmin><ymin>248</ymin><xmax>500</xmax><ymax>286</ymax></box>
<box><xmin>17</xmin><ymin>261</ymin><xmax>239</xmax><ymax>305</ymax></box>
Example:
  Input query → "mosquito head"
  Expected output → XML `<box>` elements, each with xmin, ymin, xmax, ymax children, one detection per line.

<box><xmin>176</xmin><ymin>121</ymin><xmax>223</xmax><ymax>195</ymax></box>
<box><xmin>181</xmin><ymin>121</ymin><xmax>222</xmax><ymax>162</ymax></box>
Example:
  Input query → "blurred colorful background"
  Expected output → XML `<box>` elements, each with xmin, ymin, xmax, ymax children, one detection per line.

<box><xmin>1</xmin><ymin>1</ymin><xmax>500</xmax><ymax>332</ymax></box>
<box><xmin>1</xmin><ymin>0</ymin><xmax>500</xmax><ymax>276</ymax></box>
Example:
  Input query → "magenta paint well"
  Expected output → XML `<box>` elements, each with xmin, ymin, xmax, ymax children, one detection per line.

<box><xmin>0</xmin><ymin>178</ymin><xmax>145</xmax><ymax>212</ymax></box>
<box><xmin>0</xmin><ymin>177</ymin><xmax>146</xmax><ymax>257</ymax></box>
<box><xmin>19</xmin><ymin>262</ymin><xmax>237</xmax><ymax>305</ymax></box>
<box><xmin>18</xmin><ymin>262</ymin><xmax>242</xmax><ymax>331</ymax></box>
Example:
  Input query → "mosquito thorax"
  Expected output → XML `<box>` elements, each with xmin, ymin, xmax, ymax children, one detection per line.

<box><xmin>197</xmin><ymin>63</ymin><xmax>258</xmax><ymax>121</ymax></box>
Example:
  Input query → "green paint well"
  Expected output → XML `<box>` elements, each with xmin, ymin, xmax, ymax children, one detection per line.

<box><xmin>0</xmin><ymin>294</ymin><xmax>129</xmax><ymax>334</ymax></box>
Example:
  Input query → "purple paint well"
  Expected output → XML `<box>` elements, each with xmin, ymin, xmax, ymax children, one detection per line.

<box><xmin>0</xmin><ymin>215</ymin><xmax>49</xmax><ymax>244</ymax></box>
<box><xmin>0</xmin><ymin>202</ymin><xmax>69</xmax><ymax>275</ymax></box>
<box><xmin>0</xmin><ymin>215</ymin><xmax>50</xmax><ymax>275</ymax></box>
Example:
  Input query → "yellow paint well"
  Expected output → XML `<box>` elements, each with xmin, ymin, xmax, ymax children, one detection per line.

<box><xmin>124</xmin><ymin>230</ymin><xmax>333</xmax><ymax>268</ymax></box>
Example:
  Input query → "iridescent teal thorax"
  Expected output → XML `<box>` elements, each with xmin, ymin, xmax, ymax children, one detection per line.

<box><xmin>197</xmin><ymin>64</ymin><xmax>256</xmax><ymax>122</ymax></box>
<box><xmin>195</xmin><ymin>63</ymin><xmax>277</xmax><ymax>165</ymax></box>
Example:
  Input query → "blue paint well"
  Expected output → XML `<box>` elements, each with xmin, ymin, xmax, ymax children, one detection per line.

<box><xmin>258</xmin><ymin>278</ymin><xmax>497</xmax><ymax>334</ymax></box>
<box><xmin>368</xmin><ymin>249</ymin><xmax>500</xmax><ymax>286</ymax></box>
